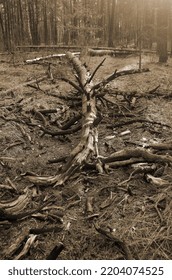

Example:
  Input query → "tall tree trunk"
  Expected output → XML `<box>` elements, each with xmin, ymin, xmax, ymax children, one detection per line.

<box><xmin>157</xmin><ymin>0</ymin><xmax>168</xmax><ymax>63</ymax></box>
<box><xmin>43</xmin><ymin>0</ymin><xmax>49</xmax><ymax>44</ymax></box>
<box><xmin>108</xmin><ymin>0</ymin><xmax>116</xmax><ymax>47</ymax></box>
<box><xmin>169</xmin><ymin>2</ymin><xmax>172</xmax><ymax>55</ymax></box>
<box><xmin>0</xmin><ymin>10</ymin><xmax>6</xmax><ymax>50</ymax></box>
<box><xmin>27</xmin><ymin>0</ymin><xmax>40</xmax><ymax>45</ymax></box>
<box><xmin>97</xmin><ymin>0</ymin><xmax>104</xmax><ymax>45</ymax></box>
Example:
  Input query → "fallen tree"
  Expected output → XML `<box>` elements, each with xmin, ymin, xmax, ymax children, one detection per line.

<box><xmin>25</xmin><ymin>52</ymin><xmax>80</xmax><ymax>64</ymax></box>
<box><xmin>88</xmin><ymin>49</ymin><xmax>115</xmax><ymax>56</ymax></box>
<box><xmin>25</xmin><ymin>52</ymin><xmax>150</xmax><ymax>187</ymax></box>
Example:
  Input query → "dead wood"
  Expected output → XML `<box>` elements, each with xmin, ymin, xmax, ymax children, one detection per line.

<box><xmin>1</xmin><ymin>75</ymin><xmax>48</xmax><ymax>96</ymax></box>
<box><xmin>0</xmin><ymin>199</ymin><xmax>52</xmax><ymax>222</ymax></box>
<box><xmin>47</xmin><ymin>156</ymin><xmax>68</xmax><ymax>164</ymax></box>
<box><xmin>86</xmin><ymin>196</ymin><xmax>94</xmax><ymax>214</ymax></box>
<box><xmin>2</xmin><ymin>141</ymin><xmax>24</xmax><ymax>153</ymax></box>
<box><xmin>4</xmin><ymin>229</ymin><xmax>29</xmax><ymax>259</ymax></box>
<box><xmin>26</xmin><ymin>53</ymin><xmax>152</xmax><ymax>187</ymax></box>
<box><xmin>29</xmin><ymin>225</ymin><xmax>63</xmax><ymax>234</ymax></box>
<box><xmin>15</xmin><ymin>123</ymin><xmax>32</xmax><ymax>145</ymax></box>
<box><xmin>0</xmin><ymin>190</ymin><xmax>29</xmax><ymax>215</ymax></box>
<box><xmin>106</xmin><ymin>158</ymin><xmax>145</xmax><ymax>168</ymax></box>
<box><xmin>147</xmin><ymin>142</ymin><xmax>172</xmax><ymax>150</ymax></box>
<box><xmin>102</xmin><ymin>148</ymin><xmax>172</xmax><ymax>165</ymax></box>
<box><xmin>87</xmin><ymin>58</ymin><xmax>106</xmax><ymax>84</ymax></box>
<box><xmin>32</xmin><ymin>109</ymin><xmax>48</xmax><ymax>126</ymax></box>
<box><xmin>107</xmin><ymin>118</ymin><xmax>170</xmax><ymax>129</ymax></box>
<box><xmin>60</xmin><ymin>113</ymin><xmax>82</xmax><ymax>130</ymax></box>
<box><xmin>93</xmin><ymin>68</ymin><xmax>150</xmax><ymax>91</ymax></box>
<box><xmin>148</xmin><ymin>85</ymin><xmax>160</xmax><ymax>94</ymax></box>
<box><xmin>25</xmin><ymin>52</ymin><xmax>80</xmax><ymax>64</ymax></box>
<box><xmin>0</xmin><ymin>184</ymin><xmax>18</xmax><ymax>192</ymax></box>
<box><xmin>38</xmin><ymin>108</ymin><xmax>60</xmax><ymax>114</ymax></box>
<box><xmin>0</xmin><ymin>114</ymin><xmax>25</xmax><ymax>124</ymax></box>
<box><xmin>26</xmin><ymin>52</ymin><xmax>98</xmax><ymax>186</ymax></box>
<box><xmin>88</xmin><ymin>49</ymin><xmax>115</xmax><ymax>56</ymax></box>
<box><xmin>61</xmin><ymin>77</ymin><xmax>85</xmax><ymax>94</ymax></box>
<box><xmin>94</xmin><ymin>223</ymin><xmax>132</xmax><ymax>260</ymax></box>
<box><xmin>39</xmin><ymin>123</ymin><xmax>82</xmax><ymax>136</ymax></box>
<box><xmin>14</xmin><ymin>234</ymin><xmax>37</xmax><ymax>260</ymax></box>
<box><xmin>46</xmin><ymin>243</ymin><xmax>64</xmax><ymax>260</ymax></box>
<box><xmin>0</xmin><ymin>156</ymin><xmax>18</xmax><ymax>161</ymax></box>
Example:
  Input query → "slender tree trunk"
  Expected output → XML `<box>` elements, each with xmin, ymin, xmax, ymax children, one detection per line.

<box><xmin>108</xmin><ymin>0</ymin><xmax>116</xmax><ymax>47</ymax></box>
<box><xmin>157</xmin><ymin>0</ymin><xmax>168</xmax><ymax>63</ymax></box>
<box><xmin>97</xmin><ymin>0</ymin><xmax>104</xmax><ymax>45</ymax></box>
<box><xmin>0</xmin><ymin>10</ymin><xmax>6</xmax><ymax>50</ymax></box>
<box><xmin>43</xmin><ymin>0</ymin><xmax>49</xmax><ymax>44</ymax></box>
<box><xmin>169</xmin><ymin>2</ymin><xmax>172</xmax><ymax>55</ymax></box>
<box><xmin>27</xmin><ymin>0</ymin><xmax>40</xmax><ymax>45</ymax></box>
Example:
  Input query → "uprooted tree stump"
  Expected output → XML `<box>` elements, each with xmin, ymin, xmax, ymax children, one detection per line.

<box><xmin>25</xmin><ymin>52</ymin><xmax>152</xmax><ymax>187</ymax></box>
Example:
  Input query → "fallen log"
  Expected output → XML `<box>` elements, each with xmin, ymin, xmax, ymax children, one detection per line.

<box><xmin>26</xmin><ymin>52</ymin><xmax>98</xmax><ymax>186</ymax></box>
<box><xmin>25</xmin><ymin>52</ymin><xmax>80</xmax><ymax>64</ymax></box>
<box><xmin>88</xmin><ymin>49</ymin><xmax>115</xmax><ymax>56</ymax></box>
<box><xmin>25</xmin><ymin>53</ymin><xmax>150</xmax><ymax>187</ymax></box>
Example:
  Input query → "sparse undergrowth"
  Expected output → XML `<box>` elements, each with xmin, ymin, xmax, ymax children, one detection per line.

<box><xmin>0</xmin><ymin>50</ymin><xmax>172</xmax><ymax>260</ymax></box>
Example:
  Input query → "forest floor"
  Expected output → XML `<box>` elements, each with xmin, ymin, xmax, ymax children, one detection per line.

<box><xmin>0</xmin><ymin>49</ymin><xmax>172</xmax><ymax>260</ymax></box>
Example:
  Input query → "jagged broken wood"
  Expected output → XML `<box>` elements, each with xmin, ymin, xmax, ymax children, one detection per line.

<box><xmin>14</xmin><ymin>234</ymin><xmax>37</xmax><ymax>260</ymax></box>
<box><xmin>26</xmin><ymin>52</ymin><xmax>150</xmax><ymax>187</ymax></box>
<box><xmin>0</xmin><ymin>190</ymin><xmax>29</xmax><ymax>216</ymax></box>
<box><xmin>0</xmin><ymin>196</ymin><xmax>52</xmax><ymax>222</ymax></box>
<box><xmin>26</xmin><ymin>51</ymin><xmax>98</xmax><ymax>186</ymax></box>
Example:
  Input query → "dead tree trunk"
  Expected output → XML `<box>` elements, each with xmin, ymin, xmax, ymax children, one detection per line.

<box><xmin>26</xmin><ymin>53</ymin><xmax>149</xmax><ymax>187</ymax></box>
<box><xmin>26</xmin><ymin>52</ymin><xmax>98</xmax><ymax>186</ymax></box>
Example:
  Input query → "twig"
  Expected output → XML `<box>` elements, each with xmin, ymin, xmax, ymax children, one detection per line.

<box><xmin>61</xmin><ymin>77</ymin><xmax>85</xmax><ymax>94</ymax></box>
<box><xmin>148</xmin><ymin>85</ymin><xmax>160</xmax><ymax>94</ymax></box>
<box><xmin>107</xmin><ymin>118</ymin><xmax>171</xmax><ymax>129</ymax></box>
<box><xmin>87</xmin><ymin>58</ymin><xmax>106</xmax><ymax>84</ymax></box>
<box><xmin>60</xmin><ymin>113</ymin><xmax>82</xmax><ymax>130</ymax></box>
<box><xmin>1</xmin><ymin>76</ymin><xmax>47</xmax><ymax>96</ymax></box>
<box><xmin>92</xmin><ymin>68</ymin><xmax>150</xmax><ymax>90</ymax></box>
<box><xmin>39</xmin><ymin>123</ymin><xmax>81</xmax><ymax>136</ymax></box>
<box><xmin>47</xmin><ymin>156</ymin><xmax>68</xmax><ymax>164</ymax></box>
<box><xmin>94</xmin><ymin>223</ymin><xmax>132</xmax><ymax>259</ymax></box>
